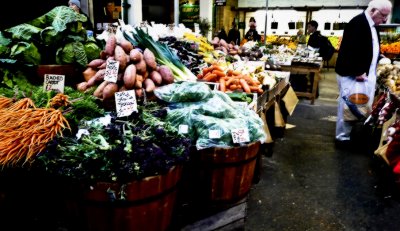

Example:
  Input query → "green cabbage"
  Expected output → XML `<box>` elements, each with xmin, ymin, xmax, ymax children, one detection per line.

<box><xmin>40</xmin><ymin>26</ymin><xmax>63</xmax><ymax>46</ymax></box>
<box><xmin>28</xmin><ymin>6</ymin><xmax>87</xmax><ymax>33</ymax></box>
<box><xmin>84</xmin><ymin>41</ymin><xmax>101</xmax><ymax>61</ymax></box>
<box><xmin>5</xmin><ymin>23</ymin><xmax>41</xmax><ymax>41</ymax></box>
<box><xmin>56</xmin><ymin>41</ymin><xmax>87</xmax><ymax>67</ymax></box>
<box><xmin>10</xmin><ymin>42</ymin><xmax>41</xmax><ymax>65</ymax></box>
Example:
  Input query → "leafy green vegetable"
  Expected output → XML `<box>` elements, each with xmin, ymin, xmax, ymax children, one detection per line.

<box><xmin>27</xmin><ymin>6</ymin><xmax>87</xmax><ymax>33</ymax></box>
<box><xmin>154</xmin><ymin>81</ymin><xmax>213</xmax><ymax>103</ymax></box>
<box><xmin>0</xmin><ymin>31</ymin><xmax>12</xmax><ymax>57</ymax></box>
<box><xmin>35</xmin><ymin>103</ymin><xmax>191</xmax><ymax>184</ymax></box>
<box><xmin>84</xmin><ymin>40</ymin><xmax>101</xmax><ymax>61</ymax></box>
<box><xmin>5</xmin><ymin>23</ymin><xmax>41</xmax><ymax>41</ymax></box>
<box><xmin>40</xmin><ymin>26</ymin><xmax>63</xmax><ymax>46</ymax></box>
<box><xmin>10</xmin><ymin>42</ymin><xmax>41</xmax><ymax>65</ymax></box>
<box><xmin>226</xmin><ymin>92</ymin><xmax>253</xmax><ymax>104</ymax></box>
<box><xmin>125</xmin><ymin>28</ymin><xmax>197</xmax><ymax>81</ymax></box>
<box><xmin>158</xmin><ymin>82</ymin><xmax>267</xmax><ymax>149</ymax></box>
<box><xmin>56</xmin><ymin>41</ymin><xmax>87</xmax><ymax>67</ymax></box>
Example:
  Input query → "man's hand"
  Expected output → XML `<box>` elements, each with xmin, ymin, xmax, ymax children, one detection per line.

<box><xmin>355</xmin><ymin>73</ymin><xmax>368</xmax><ymax>82</ymax></box>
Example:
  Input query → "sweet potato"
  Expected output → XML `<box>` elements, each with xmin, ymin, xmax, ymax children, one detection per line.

<box><xmin>100</xmin><ymin>50</ymin><xmax>107</xmax><ymax>60</ymax></box>
<box><xmin>105</xmin><ymin>34</ymin><xmax>116</xmax><ymax>56</ymax></box>
<box><xmin>123</xmin><ymin>64</ymin><xmax>137</xmax><ymax>89</ymax></box>
<box><xmin>93</xmin><ymin>80</ymin><xmax>109</xmax><ymax>98</ymax></box>
<box><xmin>158</xmin><ymin>65</ymin><xmax>174</xmax><ymax>84</ymax></box>
<box><xmin>87</xmin><ymin>59</ymin><xmax>106</xmax><ymax>68</ymax></box>
<box><xmin>143</xmin><ymin>48</ymin><xmax>157</xmax><ymax>71</ymax></box>
<box><xmin>114</xmin><ymin>45</ymin><xmax>128</xmax><ymax>71</ymax></box>
<box><xmin>118</xmin><ymin>36</ymin><xmax>134</xmax><ymax>53</ymax></box>
<box><xmin>119</xmin><ymin>85</ymin><xmax>127</xmax><ymax>92</ymax></box>
<box><xmin>135</xmin><ymin>60</ymin><xmax>147</xmax><ymax>75</ymax></box>
<box><xmin>134</xmin><ymin>74</ymin><xmax>143</xmax><ymax>88</ymax></box>
<box><xmin>76</xmin><ymin>82</ymin><xmax>89</xmax><ymax>92</ymax></box>
<box><xmin>87</xmin><ymin>69</ymin><xmax>106</xmax><ymax>87</ymax></box>
<box><xmin>129</xmin><ymin>49</ymin><xmax>143</xmax><ymax>63</ymax></box>
<box><xmin>82</xmin><ymin>67</ymin><xmax>97</xmax><ymax>82</ymax></box>
<box><xmin>144</xmin><ymin>78</ymin><xmax>156</xmax><ymax>93</ymax></box>
<box><xmin>135</xmin><ymin>88</ymin><xmax>144</xmax><ymax>98</ymax></box>
<box><xmin>98</xmin><ymin>61</ymin><xmax>107</xmax><ymax>69</ymax></box>
<box><xmin>102</xmin><ymin>82</ymin><xmax>119</xmax><ymax>100</ymax></box>
<box><xmin>150</xmin><ymin>71</ymin><xmax>162</xmax><ymax>85</ymax></box>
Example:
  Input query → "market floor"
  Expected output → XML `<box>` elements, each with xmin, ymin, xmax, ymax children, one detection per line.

<box><xmin>245</xmin><ymin>69</ymin><xmax>400</xmax><ymax>231</ymax></box>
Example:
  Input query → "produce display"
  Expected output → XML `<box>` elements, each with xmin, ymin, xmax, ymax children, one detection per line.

<box><xmin>35</xmin><ymin>102</ymin><xmax>191</xmax><ymax>183</ymax></box>
<box><xmin>377</xmin><ymin>63</ymin><xmax>400</xmax><ymax>93</ymax></box>
<box><xmin>0</xmin><ymin>6</ymin><xmax>100</xmax><ymax>67</ymax></box>
<box><xmin>154</xmin><ymin>82</ymin><xmax>266</xmax><ymax>150</ymax></box>
<box><xmin>78</xmin><ymin>30</ymin><xmax>175</xmax><ymax>101</ymax></box>
<box><xmin>197</xmin><ymin>64</ymin><xmax>263</xmax><ymax>94</ymax></box>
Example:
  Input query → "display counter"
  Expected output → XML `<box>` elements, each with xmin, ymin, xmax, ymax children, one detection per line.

<box><xmin>280</xmin><ymin>61</ymin><xmax>323</xmax><ymax>105</ymax></box>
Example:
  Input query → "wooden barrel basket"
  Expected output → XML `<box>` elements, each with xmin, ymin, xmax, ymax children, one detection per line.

<box><xmin>193</xmin><ymin>142</ymin><xmax>261</xmax><ymax>203</ymax></box>
<box><xmin>82</xmin><ymin>165</ymin><xmax>182</xmax><ymax>231</ymax></box>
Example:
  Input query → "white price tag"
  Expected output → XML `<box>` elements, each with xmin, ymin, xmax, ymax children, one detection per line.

<box><xmin>231</xmin><ymin>128</ymin><xmax>250</xmax><ymax>143</ymax></box>
<box><xmin>115</xmin><ymin>90</ymin><xmax>138</xmax><ymax>117</ymax></box>
<box><xmin>209</xmin><ymin>129</ymin><xmax>221</xmax><ymax>139</ymax></box>
<box><xmin>178</xmin><ymin>124</ymin><xmax>189</xmax><ymax>134</ymax></box>
<box><xmin>233</xmin><ymin>101</ymin><xmax>248</xmax><ymax>110</ymax></box>
<box><xmin>43</xmin><ymin>74</ymin><xmax>65</xmax><ymax>93</ymax></box>
<box><xmin>104</xmin><ymin>59</ymin><xmax>119</xmax><ymax>83</ymax></box>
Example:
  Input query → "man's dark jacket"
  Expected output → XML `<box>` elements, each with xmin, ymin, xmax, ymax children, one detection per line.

<box><xmin>335</xmin><ymin>12</ymin><xmax>380</xmax><ymax>77</ymax></box>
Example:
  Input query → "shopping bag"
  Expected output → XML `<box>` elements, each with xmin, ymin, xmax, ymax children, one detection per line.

<box><xmin>282</xmin><ymin>86</ymin><xmax>298</xmax><ymax>116</ymax></box>
<box><xmin>274</xmin><ymin>101</ymin><xmax>285</xmax><ymax>127</ymax></box>
<box><xmin>342</xmin><ymin>78</ymin><xmax>371</xmax><ymax>121</ymax></box>
<box><xmin>374</xmin><ymin>112</ymin><xmax>396</xmax><ymax>164</ymax></box>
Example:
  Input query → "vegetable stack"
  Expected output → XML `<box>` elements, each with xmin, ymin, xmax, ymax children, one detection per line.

<box><xmin>0</xmin><ymin>95</ymin><xmax>70</xmax><ymax>166</ymax></box>
<box><xmin>78</xmin><ymin>32</ymin><xmax>175</xmax><ymax>101</ymax></box>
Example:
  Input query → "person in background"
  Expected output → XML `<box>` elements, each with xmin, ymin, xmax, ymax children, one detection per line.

<box><xmin>335</xmin><ymin>0</ymin><xmax>392</xmax><ymax>145</ymax></box>
<box><xmin>68</xmin><ymin>0</ymin><xmax>93</xmax><ymax>32</ymax></box>
<box><xmin>217</xmin><ymin>27</ymin><xmax>228</xmax><ymax>42</ymax></box>
<box><xmin>306</xmin><ymin>20</ymin><xmax>321</xmax><ymax>49</ymax></box>
<box><xmin>244</xmin><ymin>21</ymin><xmax>261</xmax><ymax>42</ymax></box>
<box><xmin>227</xmin><ymin>21</ymin><xmax>241</xmax><ymax>45</ymax></box>
<box><xmin>296</xmin><ymin>28</ymin><xmax>307</xmax><ymax>44</ymax></box>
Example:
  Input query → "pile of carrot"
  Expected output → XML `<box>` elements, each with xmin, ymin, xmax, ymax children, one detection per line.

<box><xmin>197</xmin><ymin>64</ymin><xmax>263</xmax><ymax>94</ymax></box>
<box><xmin>0</xmin><ymin>96</ymin><xmax>70</xmax><ymax>166</ymax></box>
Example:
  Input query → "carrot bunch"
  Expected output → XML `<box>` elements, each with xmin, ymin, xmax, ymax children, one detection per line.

<box><xmin>0</xmin><ymin>96</ymin><xmax>71</xmax><ymax>166</ymax></box>
<box><xmin>197</xmin><ymin>64</ymin><xmax>263</xmax><ymax>94</ymax></box>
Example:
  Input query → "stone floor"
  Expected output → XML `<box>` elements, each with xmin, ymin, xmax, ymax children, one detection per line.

<box><xmin>245</xmin><ymin>69</ymin><xmax>400</xmax><ymax>231</ymax></box>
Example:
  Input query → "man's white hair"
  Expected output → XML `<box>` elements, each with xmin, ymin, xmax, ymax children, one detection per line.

<box><xmin>367</xmin><ymin>0</ymin><xmax>392</xmax><ymax>12</ymax></box>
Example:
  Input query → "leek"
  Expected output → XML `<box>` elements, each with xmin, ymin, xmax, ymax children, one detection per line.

<box><xmin>123</xmin><ymin>28</ymin><xmax>196</xmax><ymax>82</ymax></box>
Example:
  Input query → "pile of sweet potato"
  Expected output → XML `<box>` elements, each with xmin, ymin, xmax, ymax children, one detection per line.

<box><xmin>77</xmin><ymin>33</ymin><xmax>174</xmax><ymax>100</ymax></box>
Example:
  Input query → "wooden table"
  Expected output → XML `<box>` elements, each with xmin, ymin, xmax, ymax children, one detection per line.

<box><xmin>280</xmin><ymin>62</ymin><xmax>323</xmax><ymax>105</ymax></box>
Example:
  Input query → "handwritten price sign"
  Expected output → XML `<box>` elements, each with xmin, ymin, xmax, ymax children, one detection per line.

<box><xmin>104</xmin><ymin>59</ymin><xmax>119</xmax><ymax>83</ymax></box>
<box><xmin>231</xmin><ymin>128</ymin><xmax>250</xmax><ymax>144</ymax></box>
<box><xmin>115</xmin><ymin>90</ymin><xmax>138</xmax><ymax>117</ymax></box>
<box><xmin>43</xmin><ymin>74</ymin><xmax>65</xmax><ymax>93</ymax></box>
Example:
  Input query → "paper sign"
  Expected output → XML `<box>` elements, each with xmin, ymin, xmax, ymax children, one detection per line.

<box><xmin>209</xmin><ymin>129</ymin><xmax>221</xmax><ymax>139</ymax></box>
<box><xmin>178</xmin><ymin>124</ymin><xmax>189</xmax><ymax>134</ymax></box>
<box><xmin>231</xmin><ymin>128</ymin><xmax>250</xmax><ymax>143</ymax></box>
<box><xmin>43</xmin><ymin>74</ymin><xmax>65</xmax><ymax>93</ymax></box>
<box><xmin>233</xmin><ymin>101</ymin><xmax>248</xmax><ymax>110</ymax></box>
<box><xmin>115</xmin><ymin>90</ymin><xmax>138</xmax><ymax>117</ymax></box>
<box><xmin>104</xmin><ymin>59</ymin><xmax>119</xmax><ymax>83</ymax></box>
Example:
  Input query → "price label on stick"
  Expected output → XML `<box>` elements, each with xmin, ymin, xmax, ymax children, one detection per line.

<box><xmin>43</xmin><ymin>74</ymin><xmax>65</xmax><ymax>93</ymax></box>
<box><xmin>231</xmin><ymin>128</ymin><xmax>250</xmax><ymax>143</ymax></box>
<box><xmin>115</xmin><ymin>90</ymin><xmax>138</xmax><ymax>117</ymax></box>
<box><xmin>209</xmin><ymin>129</ymin><xmax>221</xmax><ymax>139</ymax></box>
<box><xmin>104</xmin><ymin>59</ymin><xmax>119</xmax><ymax>83</ymax></box>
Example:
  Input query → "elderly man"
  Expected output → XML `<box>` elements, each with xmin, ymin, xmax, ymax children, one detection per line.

<box><xmin>335</xmin><ymin>0</ymin><xmax>392</xmax><ymax>145</ymax></box>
